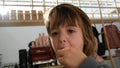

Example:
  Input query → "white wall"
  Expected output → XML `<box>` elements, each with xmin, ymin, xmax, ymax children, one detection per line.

<box><xmin>0</xmin><ymin>26</ymin><xmax>48</xmax><ymax>64</ymax></box>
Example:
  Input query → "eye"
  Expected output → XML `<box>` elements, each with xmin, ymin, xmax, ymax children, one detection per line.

<box><xmin>51</xmin><ymin>31</ymin><xmax>58</xmax><ymax>37</ymax></box>
<box><xmin>68</xmin><ymin>29</ymin><xmax>75</xmax><ymax>33</ymax></box>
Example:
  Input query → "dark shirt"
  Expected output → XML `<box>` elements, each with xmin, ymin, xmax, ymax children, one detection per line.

<box><xmin>80</xmin><ymin>57</ymin><xmax>110</xmax><ymax>68</ymax></box>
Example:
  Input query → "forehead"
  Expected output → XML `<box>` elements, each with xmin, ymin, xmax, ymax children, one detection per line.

<box><xmin>50</xmin><ymin>21</ymin><xmax>78</xmax><ymax>30</ymax></box>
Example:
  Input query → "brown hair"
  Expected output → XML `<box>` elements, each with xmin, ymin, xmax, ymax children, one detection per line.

<box><xmin>45</xmin><ymin>3</ymin><xmax>95</xmax><ymax>56</ymax></box>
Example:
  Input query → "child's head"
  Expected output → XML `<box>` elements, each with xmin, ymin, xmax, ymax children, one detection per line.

<box><xmin>45</xmin><ymin>3</ymin><xmax>95</xmax><ymax>56</ymax></box>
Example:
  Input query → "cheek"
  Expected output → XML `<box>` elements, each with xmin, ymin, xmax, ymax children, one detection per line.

<box><xmin>52</xmin><ymin>39</ymin><xmax>59</xmax><ymax>51</ymax></box>
<box><xmin>71</xmin><ymin>38</ymin><xmax>84</xmax><ymax>50</ymax></box>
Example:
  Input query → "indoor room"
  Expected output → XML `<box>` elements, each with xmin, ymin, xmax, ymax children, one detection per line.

<box><xmin>0</xmin><ymin>0</ymin><xmax>120</xmax><ymax>68</ymax></box>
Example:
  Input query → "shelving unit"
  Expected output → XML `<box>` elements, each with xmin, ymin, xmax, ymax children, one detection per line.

<box><xmin>0</xmin><ymin>10</ymin><xmax>44</xmax><ymax>27</ymax></box>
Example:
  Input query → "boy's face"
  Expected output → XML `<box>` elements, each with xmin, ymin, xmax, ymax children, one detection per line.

<box><xmin>50</xmin><ymin>23</ymin><xmax>84</xmax><ymax>52</ymax></box>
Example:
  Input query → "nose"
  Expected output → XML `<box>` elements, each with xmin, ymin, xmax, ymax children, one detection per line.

<box><xmin>59</xmin><ymin>33</ymin><xmax>66</xmax><ymax>44</ymax></box>
<box><xmin>59</xmin><ymin>39</ymin><xmax>66</xmax><ymax>44</ymax></box>
<box><xmin>58</xmin><ymin>34</ymin><xmax>67</xmax><ymax>49</ymax></box>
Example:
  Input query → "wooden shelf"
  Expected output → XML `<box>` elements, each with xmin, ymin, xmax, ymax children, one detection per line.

<box><xmin>91</xmin><ymin>18</ymin><xmax>120</xmax><ymax>24</ymax></box>
<box><xmin>0</xmin><ymin>10</ymin><xmax>44</xmax><ymax>27</ymax></box>
<box><xmin>0</xmin><ymin>20</ymin><xmax>44</xmax><ymax>27</ymax></box>
<box><xmin>0</xmin><ymin>18</ymin><xmax>120</xmax><ymax>27</ymax></box>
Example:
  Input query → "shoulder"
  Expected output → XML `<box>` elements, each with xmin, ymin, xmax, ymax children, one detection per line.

<box><xmin>80</xmin><ymin>57</ymin><xmax>110</xmax><ymax>68</ymax></box>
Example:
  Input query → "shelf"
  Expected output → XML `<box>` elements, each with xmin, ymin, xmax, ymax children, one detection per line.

<box><xmin>91</xmin><ymin>18</ymin><xmax>120</xmax><ymax>24</ymax></box>
<box><xmin>0</xmin><ymin>20</ymin><xmax>44</xmax><ymax>27</ymax></box>
<box><xmin>0</xmin><ymin>18</ymin><xmax>120</xmax><ymax>27</ymax></box>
